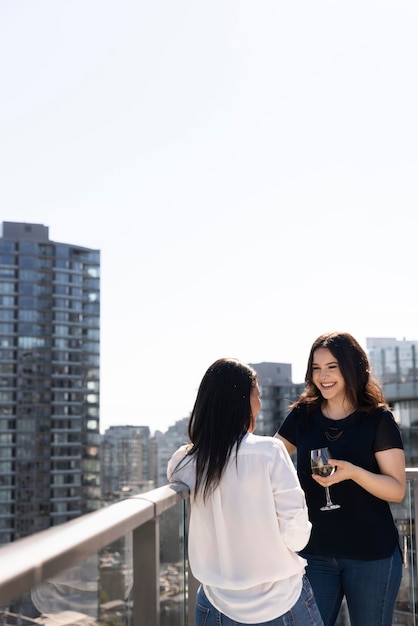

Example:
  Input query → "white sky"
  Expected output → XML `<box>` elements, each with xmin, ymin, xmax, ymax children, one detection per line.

<box><xmin>1</xmin><ymin>1</ymin><xmax>417</xmax><ymax>434</ymax></box>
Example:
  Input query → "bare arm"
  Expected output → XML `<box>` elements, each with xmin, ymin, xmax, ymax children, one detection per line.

<box><xmin>274</xmin><ymin>433</ymin><xmax>297</xmax><ymax>456</ymax></box>
<box><xmin>314</xmin><ymin>448</ymin><xmax>406</xmax><ymax>503</ymax></box>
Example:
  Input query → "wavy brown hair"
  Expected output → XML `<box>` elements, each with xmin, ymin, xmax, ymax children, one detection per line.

<box><xmin>292</xmin><ymin>331</ymin><xmax>388</xmax><ymax>412</ymax></box>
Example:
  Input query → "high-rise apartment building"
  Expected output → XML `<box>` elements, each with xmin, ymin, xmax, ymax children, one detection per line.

<box><xmin>101</xmin><ymin>425</ymin><xmax>152</xmax><ymax>498</ymax></box>
<box><xmin>152</xmin><ymin>417</ymin><xmax>188</xmax><ymax>487</ymax></box>
<box><xmin>250</xmin><ymin>362</ymin><xmax>303</xmax><ymax>436</ymax></box>
<box><xmin>367</xmin><ymin>337</ymin><xmax>418</xmax><ymax>384</ymax></box>
<box><xmin>367</xmin><ymin>337</ymin><xmax>418</xmax><ymax>426</ymax></box>
<box><xmin>0</xmin><ymin>221</ymin><xmax>101</xmax><ymax>544</ymax></box>
<box><xmin>367</xmin><ymin>337</ymin><xmax>418</xmax><ymax>465</ymax></box>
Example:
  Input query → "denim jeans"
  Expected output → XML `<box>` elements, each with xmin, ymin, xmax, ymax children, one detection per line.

<box><xmin>302</xmin><ymin>548</ymin><xmax>402</xmax><ymax>626</ymax></box>
<box><xmin>194</xmin><ymin>575</ymin><xmax>324</xmax><ymax>625</ymax></box>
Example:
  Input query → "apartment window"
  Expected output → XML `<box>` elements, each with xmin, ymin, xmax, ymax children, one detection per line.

<box><xmin>84</xmin><ymin>355</ymin><xmax>99</xmax><ymax>366</ymax></box>
<box><xmin>0</xmin><ymin>296</ymin><xmax>14</xmax><ymax>307</ymax></box>
<box><xmin>54</xmin><ymin>298</ymin><xmax>70</xmax><ymax>308</ymax></box>
<box><xmin>18</xmin><ymin>310</ymin><xmax>38</xmax><ymax>322</ymax></box>
<box><xmin>18</xmin><ymin>323</ymin><xmax>41</xmax><ymax>335</ymax></box>
<box><xmin>54</xmin><ymin>325</ymin><xmax>69</xmax><ymax>336</ymax></box>
<box><xmin>0</xmin><ymin>310</ymin><xmax>14</xmax><ymax>321</ymax></box>
<box><xmin>0</xmin><ymin>283</ymin><xmax>14</xmax><ymax>294</ymax></box>
<box><xmin>56</xmin><ymin>259</ymin><xmax>70</xmax><ymax>269</ymax></box>
<box><xmin>54</xmin><ymin>339</ymin><xmax>69</xmax><ymax>349</ymax></box>
<box><xmin>19</xmin><ymin>256</ymin><xmax>39</xmax><ymax>269</ymax></box>
<box><xmin>0</xmin><ymin>268</ymin><xmax>15</xmax><ymax>278</ymax></box>
<box><xmin>0</xmin><ymin>255</ymin><xmax>16</xmax><ymax>265</ymax></box>
<box><xmin>54</xmin><ymin>272</ymin><xmax>70</xmax><ymax>283</ymax></box>
<box><xmin>0</xmin><ymin>323</ymin><xmax>14</xmax><ymax>334</ymax></box>
<box><xmin>71</xmin><ymin>274</ymin><xmax>82</xmax><ymax>285</ymax></box>
<box><xmin>19</xmin><ymin>241</ymin><xmax>37</xmax><ymax>254</ymax></box>
<box><xmin>19</xmin><ymin>270</ymin><xmax>38</xmax><ymax>282</ymax></box>
<box><xmin>18</xmin><ymin>337</ymin><xmax>45</xmax><ymax>349</ymax></box>
<box><xmin>54</xmin><ymin>312</ymin><xmax>69</xmax><ymax>322</ymax></box>
<box><xmin>0</xmin><ymin>242</ymin><xmax>16</xmax><ymax>253</ymax></box>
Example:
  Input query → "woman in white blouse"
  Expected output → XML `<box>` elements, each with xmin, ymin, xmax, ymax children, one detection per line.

<box><xmin>167</xmin><ymin>357</ymin><xmax>323</xmax><ymax>626</ymax></box>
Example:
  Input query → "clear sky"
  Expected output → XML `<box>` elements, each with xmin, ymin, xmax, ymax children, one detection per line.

<box><xmin>1</xmin><ymin>1</ymin><xmax>417</xmax><ymax>434</ymax></box>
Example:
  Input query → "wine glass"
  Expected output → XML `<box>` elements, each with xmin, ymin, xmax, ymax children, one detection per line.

<box><xmin>310</xmin><ymin>447</ymin><xmax>340</xmax><ymax>511</ymax></box>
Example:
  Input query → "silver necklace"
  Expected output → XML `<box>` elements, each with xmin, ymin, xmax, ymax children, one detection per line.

<box><xmin>325</xmin><ymin>428</ymin><xmax>343</xmax><ymax>442</ymax></box>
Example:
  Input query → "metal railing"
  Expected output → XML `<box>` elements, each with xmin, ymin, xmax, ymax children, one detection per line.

<box><xmin>0</xmin><ymin>482</ymin><xmax>198</xmax><ymax>626</ymax></box>
<box><xmin>1</xmin><ymin>472</ymin><xmax>418</xmax><ymax>626</ymax></box>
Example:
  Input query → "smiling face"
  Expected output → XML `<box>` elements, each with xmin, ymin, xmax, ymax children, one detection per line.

<box><xmin>311</xmin><ymin>347</ymin><xmax>347</xmax><ymax>403</ymax></box>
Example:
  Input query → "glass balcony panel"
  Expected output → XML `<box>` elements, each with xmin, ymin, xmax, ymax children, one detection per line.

<box><xmin>159</xmin><ymin>500</ymin><xmax>187</xmax><ymax>626</ymax></box>
<box><xmin>1</xmin><ymin>479</ymin><xmax>417</xmax><ymax>626</ymax></box>
<box><xmin>333</xmin><ymin>475</ymin><xmax>418</xmax><ymax>626</ymax></box>
<box><xmin>5</xmin><ymin>554</ymin><xmax>100</xmax><ymax>626</ymax></box>
<box><xmin>1</xmin><ymin>500</ymin><xmax>188</xmax><ymax>626</ymax></box>
<box><xmin>392</xmin><ymin>477</ymin><xmax>417</xmax><ymax>625</ymax></box>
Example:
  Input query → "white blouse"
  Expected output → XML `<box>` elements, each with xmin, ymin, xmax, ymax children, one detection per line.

<box><xmin>167</xmin><ymin>432</ymin><xmax>311</xmax><ymax>622</ymax></box>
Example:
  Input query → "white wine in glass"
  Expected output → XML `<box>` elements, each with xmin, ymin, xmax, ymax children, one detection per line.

<box><xmin>310</xmin><ymin>447</ymin><xmax>340</xmax><ymax>511</ymax></box>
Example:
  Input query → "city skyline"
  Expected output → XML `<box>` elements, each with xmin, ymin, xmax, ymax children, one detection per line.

<box><xmin>1</xmin><ymin>1</ymin><xmax>417</xmax><ymax>434</ymax></box>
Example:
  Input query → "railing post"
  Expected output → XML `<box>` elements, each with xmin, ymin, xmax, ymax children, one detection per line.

<box><xmin>411</xmin><ymin>475</ymin><xmax>418</xmax><ymax>623</ymax></box>
<box><xmin>133</xmin><ymin>518</ymin><xmax>160</xmax><ymax>626</ymax></box>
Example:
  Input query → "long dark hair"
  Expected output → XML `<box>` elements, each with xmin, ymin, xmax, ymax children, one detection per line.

<box><xmin>187</xmin><ymin>358</ymin><xmax>258</xmax><ymax>501</ymax></box>
<box><xmin>293</xmin><ymin>331</ymin><xmax>387</xmax><ymax>412</ymax></box>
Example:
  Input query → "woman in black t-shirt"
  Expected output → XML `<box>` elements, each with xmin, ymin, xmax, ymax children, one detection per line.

<box><xmin>276</xmin><ymin>331</ymin><xmax>406</xmax><ymax>626</ymax></box>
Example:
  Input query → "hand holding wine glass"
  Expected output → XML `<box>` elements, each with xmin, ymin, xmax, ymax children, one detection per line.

<box><xmin>311</xmin><ymin>447</ymin><xmax>340</xmax><ymax>511</ymax></box>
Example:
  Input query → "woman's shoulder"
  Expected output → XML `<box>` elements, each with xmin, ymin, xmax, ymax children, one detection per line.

<box><xmin>169</xmin><ymin>442</ymin><xmax>192</xmax><ymax>457</ymax></box>
<box><xmin>245</xmin><ymin>432</ymin><xmax>287</xmax><ymax>453</ymax></box>
<box><xmin>358</xmin><ymin>406</ymin><xmax>401</xmax><ymax>436</ymax></box>
<box><xmin>167</xmin><ymin>444</ymin><xmax>196</xmax><ymax>486</ymax></box>
<box><xmin>246</xmin><ymin>432</ymin><xmax>277</xmax><ymax>445</ymax></box>
<box><xmin>278</xmin><ymin>402</ymin><xmax>314</xmax><ymax>438</ymax></box>
<box><xmin>167</xmin><ymin>444</ymin><xmax>192</xmax><ymax>472</ymax></box>
<box><xmin>286</xmin><ymin>402</ymin><xmax>313</xmax><ymax>419</ymax></box>
<box><xmin>363</xmin><ymin>405</ymin><xmax>395</xmax><ymax>421</ymax></box>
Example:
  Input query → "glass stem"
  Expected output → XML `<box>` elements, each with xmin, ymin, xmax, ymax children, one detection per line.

<box><xmin>325</xmin><ymin>486</ymin><xmax>333</xmax><ymax>506</ymax></box>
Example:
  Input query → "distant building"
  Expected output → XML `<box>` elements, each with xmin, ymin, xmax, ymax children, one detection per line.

<box><xmin>0</xmin><ymin>221</ymin><xmax>101</xmax><ymax>543</ymax></box>
<box><xmin>367</xmin><ymin>337</ymin><xmax>418</xmax><ymax>426</ymax></box>
<box><xmin>101</xmin><ymin>425</ymin><xmax>152</xmax><ymax>498</ymax></box>
<box><xmin>367</xmin><ymin>337</ymin><xmax>418</xmax><ymax>466</ymax></box>
<box><xmin>367</xmin><ymin>337</ymin><xmax>418</xmax><ymax>385</ymax></box>
<box><xmin>152</xmin><ymin>418</ymin><xmax>188</xmax><ymax>487</ymax></box>
<box><xmin>250</xmin><ymin>362</ymin><xmax>304</xmax><ymax>436</ymax></box>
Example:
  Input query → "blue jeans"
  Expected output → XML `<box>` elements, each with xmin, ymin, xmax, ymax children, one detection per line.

<box><xmin>194</xmin><ymin>575</ymin><xmax>324</xmax><ymax>625</ymax></box>
<box><xmin>302</xmin><ymin>548</ymin><xmax>402</xmax><ymax>626</ymax></box>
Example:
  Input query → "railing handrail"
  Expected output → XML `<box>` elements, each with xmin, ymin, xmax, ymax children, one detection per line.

<box><xmin>0</xmin><ymin>482</ymin><xmax>190</xmax><ymax>607</ymax></box>
<box><xmin>405</xmin><ymin>467</ymin><xmax>418</xmax><ymax>476</ymax></box>
<box><xmin>1</xmin><ymin>471</ymin><xmax>418</xmax><ymax>612</ymax></box>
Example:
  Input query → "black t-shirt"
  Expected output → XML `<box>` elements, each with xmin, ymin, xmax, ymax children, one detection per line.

<box><xmin>278</xmin><ymin>405</ymin><xmax>404</xmax><ymax>560</ymax></box>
